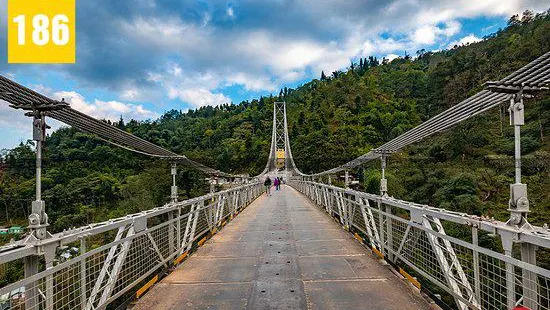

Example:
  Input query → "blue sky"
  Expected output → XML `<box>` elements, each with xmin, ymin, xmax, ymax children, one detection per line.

<box><xmin>0</xmin><ymin>0</ymin><xmax>549</xmax><ymax>149</ymax></box>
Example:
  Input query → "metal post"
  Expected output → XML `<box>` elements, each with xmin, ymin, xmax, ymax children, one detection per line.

<box><xmin>515</xmin><ymin>123</ymin><xmax>522</xmax><ymax>185</ymax></box>
<box><xmin>44</xmin><ymin>244</ymin><xmax>55</xmax><ymax>310</ymax></box>
<box><xmin>24</xmin><ymin>113</ymin><xmax>48</xmax><ymax>310</ymax></box>
<box><xmin>507</xmin><ymin>92</ymin><xmax>530</xmax><ymax>228</ymax></box>
<box><xmin>385</xmin><ymin>203</ymin><xmax>393</xmax><ymax>261</ymax></box>
<box><xmin>328</xmin><ymin>175</ymin><xmax>332</xmax><ymax>185</ymax></box>
<box><xmin>503</xmin><ymin>88</ymin><xmax>541</xmax><ymax>309</ymax></box>
<box><xmin>500</xmin><ymin>232</ymin><xmax>516</xmax><ymax>309</ymax></box>
<box><xmin>362</xmin><ymin>167</ymin><xmax>366</xmax><ymax>188</ymax></box>
<box><xmin>29</xmin><ymin>113</ymin><xmax>48</xmax><ymax>240</ymax></box>
<box><xmin>472</xmin><ymin>227</ymin><xmax>481</xmax><ymax>303</ymax></box>
<box><xmin>15</xmin><ymin>101</ymin><xmax>67</xmax><ymax>310</ymax></box>
<box><xmin>170</xmin><ymin>163</ymin><xmax>178</xmax><ymax>202</ymax></box>
<box><xmin>176</xmin><ymin>206</ymin><xmax>182</xmax><ymax>253</ymax></box>
<box><xmin>380</xmin><ymin>155</ymin><xmax>388</xmax><ymax>197</ymax></box>
<box><xmin>521</xmin><ymin>243</ymin><xmax>538</xmax><ymax>309</ymax></box>
<box><xmin>24</xmin><ymin>255</ymin><xmax>39</xmax><ymax>309</ymax></box>
<box><xmin>380</xmin><ymin>155</ymin><xmax>391</xmax><ymax>258</ymax></box>
<box><xmin>80</xmin><ymin>238</ymin><xmax>87</xmax><ymax>310</ymax></box>
<box><xmin>169</xmin><ymin>163</ymin><xmax>178</xmax><ymax>254</ymax></box>
<box><xmin>344</xmin><ymin>170</ymin><xmax>349</xmax><ymax>188</ymax></box>
<box><xmin>168</xmin><ymin>209</ymin><xmax>176</xmax><ymax>254</ymax></box>
<box><xmin>210</xmin><ymin>176</ymin><xmax>215</xmax><ymax>194</ymax></box>
<box><xmin>36</xmin><ymin>121</ymin><xmax>42</xmax><ymax>202</ymax></box>
<box><xmin>377</xmin><ymin>200</ymin><xmax>385</xmax><ymax>256</ymax></box>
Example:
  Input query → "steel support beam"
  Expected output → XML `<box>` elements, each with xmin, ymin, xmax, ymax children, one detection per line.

<box><xmin>521</xmin><ymin>242</ymin><xmax>538</xmax><ymax>309</ymax></box>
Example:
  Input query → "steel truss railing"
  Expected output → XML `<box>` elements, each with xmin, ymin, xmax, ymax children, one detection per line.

<box><xmin>292</xmin><ymin>180</ymin><xmax>550</xmax><ymax>310</ymax></box>
<box><xmin>0</xmin><ymin>182</ymin><xmax>262</xmax><ymax>310</ymax></box>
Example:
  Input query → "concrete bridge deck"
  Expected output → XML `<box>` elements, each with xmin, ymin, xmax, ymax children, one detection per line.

<box><xmin>133</xmin><ymin>185</ymin><xmax>434</xmax><ymax>310</ymax></box>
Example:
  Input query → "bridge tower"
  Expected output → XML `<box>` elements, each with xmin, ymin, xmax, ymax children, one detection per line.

<box><xmin>263</xmin><ymin>101</ymin><xmax>297</xmax><ymax>176</ymax></box>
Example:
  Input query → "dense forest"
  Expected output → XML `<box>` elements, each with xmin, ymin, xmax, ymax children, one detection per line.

<box><xmin>1</xmin><ymin>10</ymin><xmax>549</xmax><ymax>239</ymax></box>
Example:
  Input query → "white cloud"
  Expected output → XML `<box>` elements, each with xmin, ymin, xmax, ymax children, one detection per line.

<box><xmin>385</xmin><ymin>54</ymin><xmax>400</xmax><ymax>61</ymax></box>
<box><xmin>120</xmin><ymin>11</ymin><xmax>471</xmax><ymax>101</ymax></box>
<box><xmin>146</xmin><ymin>72</ymin><xmax>163</xmax><ymax>83</ymax></box>
<box><xmin>53</xmin><ymin>91</ymin><xmax>159</xmax><ymax>121</ymax></box>
<box><xmin>226</xmin><ymin>72</ymin><xmax>277</xmax><ymax>92</ymax></box>
<box><xmin>141</xmin><ymin>65</ymin><xmax>235</xmax><ymax>107</ymax></box>
<box><xmin>279</xmin><ymin>71</ymin><xmax>306</xmax><ymax>83</ymax></box>
<box><xmin>116</xmin><ymin>0</ymin><xmax>535</xmax><ymax>105</ymax></box>
<box><xmin>120</xmin><ymin>87</ymin><xmax>142</xmax><ymax>101</ymax></box>
<box><xmin>411</xmin><ymin>21</ymin><xmax>462</xmax><ymax>45</ymax></box>
<box><xmin>201</xmin><ymin>12</ymin><xmax>211</xmax><ymax>27</ymax></box>
<box><xmin>12</xmin><ymin>0</ymin><xmax>547</xmax><ymax>115</ymax></box>
<box><xmin>0</xmin><ymin>100</ymin><xmax>28</xmax><ymax>131</ymax></box>
<box><xmin>411</xmin><ymin>0</ymin><xmax>546</xmax><ymax>25</ymax></box>
<box><xmin>119</xmin><ymin>16</ymin><xmax>210</xmax><ymax>52</ymax></box>
<box><xmin>369</xmin><ymin>38</ymin><xmax>405</xmax><ymax>54</ymax></box>
<box><xmin>412</xmin><ymin>25</ymin><xmax>438</xmax><ymax>45</ymax></box>
<box><xmin>447</xmin><ymin>34</ymin><xmax>482</xmax><ymax>49</ymax></box>
<box><xmin>442</xmin><ymin>20</ymin><xmax>462</xmax><ymax>36</ymax></box>
<box><xmin>169</xmin><ymin>64</ymin><xmax>183</xmax><ymax>77</ymax></box>
<box><xmin>170</xmin><ymin>88</ymin><xmax>231</xmax><ymax>108</ymax></box>
<box><xmin>115</xmin><ymin>3</ymin><xmax>514</xmax><ymax>105</ymax></box>
<box><xmin>227</xmin><ymin>7</ymin><xmax>234</xmax><ymax>18</ymax></box>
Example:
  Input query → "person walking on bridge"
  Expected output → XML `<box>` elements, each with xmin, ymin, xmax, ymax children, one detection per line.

<box><xmin>274</xmin><ymin>177</ymin><xmax>280</xmax><ymax>191</ymax></box>
<box><xmin>264</xmin><ymin>177</ymin><xmax>272</xmax><ymax>196</ymax></box>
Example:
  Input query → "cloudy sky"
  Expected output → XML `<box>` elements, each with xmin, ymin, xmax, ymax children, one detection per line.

<box><xmin>0</xmin><ymin>0</ymin><xmax>549</xmax><ymax>149</ymax></box>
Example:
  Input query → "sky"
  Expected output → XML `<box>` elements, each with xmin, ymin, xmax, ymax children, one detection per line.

<box><xmin>0</xmin><ymin>0</ymin><xmax>549</xmax><ymax>149</ymax></box>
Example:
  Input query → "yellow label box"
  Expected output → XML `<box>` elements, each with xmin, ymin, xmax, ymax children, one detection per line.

<box><xmin>8</xmin><ymin>0</ymin><xmax>76</xmax><ymax>63</ymax></box>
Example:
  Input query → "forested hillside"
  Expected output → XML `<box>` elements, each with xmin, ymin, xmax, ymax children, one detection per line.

<box><xmin>1</xmin><ymin>10</ymin><xmax>549</xmax><ymax>237</ymax></box>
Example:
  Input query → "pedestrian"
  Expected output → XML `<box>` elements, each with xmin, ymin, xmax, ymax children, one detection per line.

<box><xmin>264</xmin><ymin>177</ymin><xmax>272</xmax><ymax>196</ymax></box>
<box><xmin>274</xmin><ymin>177</ymin><xmax>279</xmax><ymax>191</ymax></box>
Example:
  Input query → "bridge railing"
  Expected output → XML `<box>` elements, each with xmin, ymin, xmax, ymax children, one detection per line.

<box><xmin>291</xmin><ymin>180</ymin><xmax>550</xmax><ymax>310</ymax></box>
<box><xmin>0</xmin><ymin>182</ymin><xmax>262</xmax><ymax>310</ymax></box>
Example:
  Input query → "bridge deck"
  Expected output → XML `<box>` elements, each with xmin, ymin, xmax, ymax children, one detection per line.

<box><xmin>133</xmin><ymin>185</ymin><xmax>433</xmax><ymax>310</ymax></box>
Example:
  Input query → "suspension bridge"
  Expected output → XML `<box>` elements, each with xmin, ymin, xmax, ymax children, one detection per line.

<box><xmin>0</xmin><ymin>51</ymin><xmax>549</xmax><ymax>310</ymax></box>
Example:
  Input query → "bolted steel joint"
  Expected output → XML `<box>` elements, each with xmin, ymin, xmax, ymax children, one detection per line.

<box><xmin>507</xmin><ymin>183</ymin><xmax>529</xmax><ymax>226</ymax></box>
<box><xmin>171</xmin><ymin>186</ymin><xmax>178</xmax><ymax>201</ymax></box>
<box><xmin>29</xmin><ymin>200</ymin><xmax>48</xmax><ymax>225</ymax></box>
<box><xmin>509</xmin><ymin>95</ymin><xmax>525</xmax><ymax>126</ymax></box>
<box><xmin>508</xmin><ymin>212</ymin><xmax>523</xmax><ymax>226</ymax></box>
<box><xmin>509</xmin><ymin>183</ymin><xmax>529</xmax><ymax>211</ymax></box>
<box><xmin>28</xmin><ymin>213</ymin><xmax>40</xmax><ymax>226</ymax></box>
<box><xmin>380</xmin><ymin>179</ymin><xmax>388</xmax><ymax>193</ymax></box>
<box><xmin>171</xmin><ymin>163</ymin><xmax>177</xmax><ymax>176</ymax></box>
<box><xmin>28</xmin><ymin>211</ymin><xmax>48</xmax><ymax>239</ymax></box>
